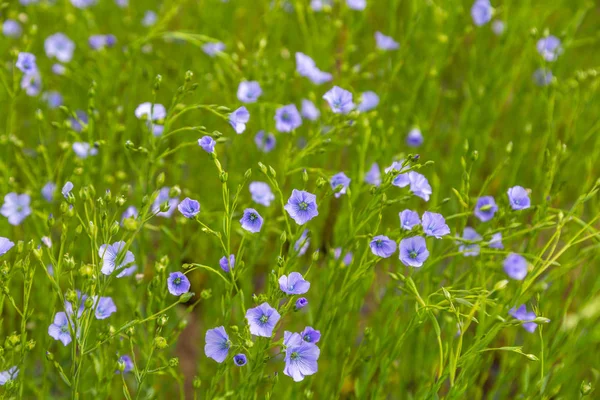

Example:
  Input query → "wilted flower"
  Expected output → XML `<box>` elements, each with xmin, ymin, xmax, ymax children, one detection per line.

<box><xmin>364</xmin><ymin>163</ymin><xmax>381</xmax><ymax>186</ymax></box>
<box><xmin>121</xmin><ymin>206</ymin><xmax>138</xmax><ymax>225</ymax></box>
<box><xmin>474</xmin><ymin>196</ymin><xmax>498</xmax><ymax>222</ymax></box>
<box><xmin>503</xmin><ymin>253</ymin><xmax>528</xmax><ymax>280</ymax></box>
<box><xmin>178</xmin><ymin>197</ymin><xmax>200</xmax><ymax>218</ymax></box>
<box><xmin>204</xmin><ymin>326</ymin><xmax>230</xmax><ymax>362</ymax></box>
<box><xmin>198</xmin><ymin>136</ymin><xmax>216</xmax><ymax>153</ymax></box>
<box><xmin>48</xmin><ymin>312</ymin><xmax>72</xmax><ymax>346</ymax></box>
<box><xmin>245</xmin><ymin>303</ymin><xmax>281</xmax><ymax>337</ymax></box>
<box><xmin>509</xmin><ymin>305</ymin><xmax>539</xmax><ymax>333</ymax></box>
<box><xmin>422</xmin><ymin>212</ymin><xmax>450</xmax><ymax>238</ymax></box>
<box><xmin>406</xmin><ymin>128</ymin><xmax>423</xmax><ymax>147</ymax></box>
<box><xmin>330</xmin><ymin>172</ymin><xmax>351</xmax><ymax>198</ymax></box>
<box><xmin>492</xmin><ymin>20</ymin><xmax>505</xmax><ymax>35</ymax></box>
<box><xmin>167</xmin><ymin>272</ymin><xmax>191</xmax><ymax>296</ymax></box>
<box><xmin>45</xmin><ymin>33</ymin><xmax>75</xmax><ymax>63</ymax></box>
<box><xmin>237</xmin><ymin>81</ymin><xmax>262</xmax><ymax>103</ymax></box>
<box><xmin>99</xmin><ymin>241</ymin><xmax>136</xmax><ymax>277</ymax></box>
<box><xmin>254</xmin><ymin>131</ymin><xmax>276</xmax><ymax>152</ymax></box>
<box><xmin>135</xmin><ymin>102</ymin><xmax>166</xmax><ymax>136</ymax></box>
<box><xmin>284</xmin><ymin>190</ymin><xmax>319</xmax><ymax>225</ymax></box>
<box><xmin>0</xmin><ymin>238</ymin><xmax>15</xmax><ymax>257</ymax></box>
<box><xmin>275</xmin><ymin>104</ymin><xmax>302</xmax><ymax>132</ymax></box>
<box><xmin>94</xmin><ymin>297</ymin><xmax>117</xmax><ymax>320</ymax></box>
<box><xmin>240</xmin><ymin>208</ymin><xmax>263</xmax><ymax>233</ymax></box>
<box><xmin>229</xmin><ymin>106</ymin><xmax>250</xmax><ymax>134</ymax></box>
<box><xmin>323</xmin><ymin>86</ymin><xmax>354</xmax><ymax>114</ymax></box>
<box><xmin>301</xmin><ymin>99</ymin><xmax>320</xmax><ymax>121</ymax></box>
<box><xmin>537</xmin><ymin>35</ymin><xmax>562</xmax><ymax>62</ymax></box>
<box><xmin>249</xmin><ymin>182</ymin><xmax>275</xmax><ymax>206</ymax></box>
<box><xmin>219</xmin><ymin>254</ymin><xmax>235</xmax><ymax>273</ymax></box>
<box><xmin>375</xmin><ymin>32</ymin><xmax>399</xmax><ymax>50</ymax></box>
<box><xmin>117</xmin><ymin>355</ymin><xmax>134</xmax><ymax>374</ymax></box>
<box><xmin>458</xmin><ymin>227</ymin><xmax>482</xmax><ymax>256</ymax></box>
<box><xmin>334</xmin><ymin>248</ymin><xmax>353</xmax><ymax>266</ymax></box>
<box><xmin>399</xmin><ymin>210</ymin><xmax>420</xmax><ymax>231</ymax></box>
<box><xmin>279</xmin><ymin>272</ymin><xmax>311</xmax><ymax>295</ymax></box>
<box><xmin>399</xmin><ymin>236</ymin><xmax>429</xmax><ymax>267</ymax></box>
<box><xmin>471</xmin><ymin>0</ymin><xmax>492</xmax><ymax>26</ymax></box>
<box><xmin>1</xmin><ymin>193</ymin><xmax>32</xmax><ymax>226</ymax></box>
<box><xmin>507</xmin><ymin>186</ymin><xmax>530</xmax><ymax>210</ymax></box>
<box><xmin>370</xmin><ymin>235</ymin><xmax>397</xmax><ymax>258</ymax></box>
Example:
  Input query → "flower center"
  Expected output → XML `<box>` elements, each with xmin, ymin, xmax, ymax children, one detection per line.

<box><xmin>174</xmin><ymin>277</ymin><xmax>181</xmax><ymax>285</ymax></box>
<box><xmin>236</xmin><ymin>357</ymin><xmax>244</xmax><ymax>365</ymax></box>
<box><xmin>290</xmin><ymin>351</ymin><xmax>299</xmax><ymax>360</ymax></box>
<box><xmin>282</xmin><ymin>112</ymin><xmax>290</xmax><ymax>122</ymax></box>
<box><xmin>259</xmin><ymin>315</ymin><xmax>268</xmax><ymax>324</ymax></box>
<box><xmin>249</xmin><ymin>213</ymin><xmax>257</xmax><ymax>221</ymax></box>
<box><xmin>409</xmin><ymin>251</ymin><xmax>417</xmax><ymax>259</ymax></box>
<box><xmin>303</xmin><ymin>334</ymin><xmax>311</xmax><ymax>342</ymax></box>
<box><xmin>299</xmin><ymin>201</ymin><xmax>308</xmax><ymax>211</ymax></box>
<box><xmin>61</xmin><ymin>325</ymin><xmax>69</xmax><ymax>333</ymax></box>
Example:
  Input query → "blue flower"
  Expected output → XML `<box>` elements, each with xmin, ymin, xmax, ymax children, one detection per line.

<box><xmin>0</xmin><ymin>366</ymin><xmax>19</xmax><ymax>386</ymax></box>
<box><xmin>357</xmin><ymin>91</ymin><xmax>379</xmax><ymax>112</ymax></box>
<box><xmin>198</xmin><ymin>136</ymin><xmax>216</xmax><ymax>153</ymax></box>
<box><xmin>202</xmin><ymin>42</ymin><xmax>225</xmax><ymax>57</ymax></box>
<box><xmin>254</xmin><ymin>131</ymin><xmax>276</xmax><ymax>152</ymax></box>
<box><xmin>334</xmin><ymin>248</ymin><xmax>353</xmax><ymax>266</ymax></box>
<box><xmin>234</xmin><ymin>354</ymin><xmax>247</xmax><ymax>366</ymax></box>
<box><xmin>275</xmin><ymin>104</ymin><xmax>302</xmax><ymax>132</ymax></box>
<box><xmin>509</xmin><ymin>305</ymin><xmax>539</xmax><ymax>333</ymax></box>
<box><xmin>294</xmin><ymin>229</ymin><xmax>310</xmax><ymax>256</ymax></box>
<box><xmin>301</xmin><ymin>99</ymin><xmax>320</xmax><ymax>121</ymax></box>
<box><xmin>178</xmin><ymin>197</ymin><xmax>200</xmax><ymax>218</ymax></box>
<box><xmin>347</xmin><ymin>0</ymin><xmax>366</xmax><ymax>10</ymax></box>
<box><xmin>204</xmin><ymin>326</ymin><xmax>230</xmax><ymax>363</ymax></box>
<box><xmin>249</xmin><ymin>182</ymin><xmax>275</xmax><ymax>206</ymax></box>
<box><xmin>21</xmin><ymin>71</ymin><xmax>41</xmax><ymax>96</ymax></box>
<box><xmin>422</xmin><ymin>212</ymin><xmax>450</xmax><ymax>238</ymax></box>
<box><xmin>219</xmin><ymin>254</ymin><xmax>235</xmax><ymax>273</ymax></box>
<box><xmin>0</xmin><ymin>237</ymin><xmax>15</xmax><ymax>257</ymax></box>
<box><xmin>301</xmin><ymin>326</ymin><xmax>321</xmax><ymax>343</ymax></box>
<box><xmin>43</xmin><ymin>91</ymin><xmax>63</xmax><ymax>109</ymax></box>
<box><xmin>284</xmin><ymin>341</ymin><xmax>320</xmax><ymax>382</ymax></box>
<box><xmin>42</xmin><ymin>182</ymin><xmax>56</xmax><ymax>202</ymax></box>
<box><xmin>284</xmin><ymin>190</ymin><xmax>319</xmax><ymax>225</ymax></box>
<box><xmin>245</xmin><ymin>303</ymin><xmax>281</xmax><ymax>337</ymax></box>
<box><xmin>364</xmin><ymin>163</ymin><xmax>381</xmax><ymax>186</ymax></box>
<box><xmin>323</xmin><ymin>86</ymin><xmax>355</xmax><ymax>114</ymax></box>
<box><xmin>98</xmin><ymin>241</ymin><xmax>136</xmax><ymax>277</ymax></box>
<box><xmin>406</xmin><ymin>128</ymin><xmax>423</xmax><ymax>147</ymax></box>
<box><xmin>503</xmin><ymin>253</ymin><xmax>528</xmax><ymax>280</ymax></box>
<box><xmin>279</xmin><ymin>272</ymin><xmax>311</xmax><ymax>295</ymax></box>
<box><xmin>471</xmin><ymin>0</ymin><xmax>492</xmax><ymax>26</ymax></box>
<box><xmin>295</xmin><ymin>52</ymin><xmax>332</xmax><ymax>85</ymax></box>
<box><xmin>240</xmin><ymin>208</ymin><xmax>264</xmax><ymax>233</ymax></box>
<box><xmin>48</xmin><ymin>312</ymin><xmax>72</xmax><ymax>346</ymax></box>
<box><xmin>394</xmin><ymin>171</ymin><xmax>432</xmax><ymax>201</ymax></box>
<box><xmin>399</xmin><ymin>210</ymin><xmax>420</xmax><ymax>231</ymax></box>
<box><xmin>295</xmin><ymin>297</ymin><xmax>308</xmax><ymax>310</ymax></box>
<box><xmin>16</xmin><ymin>52</ymin><xmax>37</xmax><ymax>74</ymax></box>
<box><xmin>142</xmin><ymin>10</ymin><xmax>157</xmax><ymax>26</ymax></box>
<box><xmin>121</xmin><ymin>206</ymin><xmax>138</xmax><ymax>225</ymax></box>
<box><xmin>488</xmin><ymin>232</ymin><xmax>503</xmax><ymax>249</ymax></box>
<box><xmin>330</xmin><ymin>172</ymin><xmax>351</xmax><ymax>198</ymax></box>
<box><xmin>474</xmin><ymin>196</ymin><xmax>498</xmax><ymax>222</ymax></box>
<box><xmin>237</xmin><ymin>81</ymin><xmax>262</xmax><ymax>103</ymax></box>
<box><xmin>537</xmin><ymin>35</ymin><xmax>562</xmax><ymax>62</ymax></box>
<box><xmin>45</xmin><ymin>33</ymin><xmax>75</xmax><ymax>63</ymax></box>
<box><xmin>62</xmin><ymin>181</ymin><xmax>74</xmax><ymax>200</ymax></box>
<box><xmin>507</xmin><ymin>186</ymin><xmax>530</xmax><ymax>210</ymax></box>
<box><xmin>52</xmin><ymin>63</ymin><xmax>66</xmax><ymax>75</ymax></box>
<box><xmin>1</xmin><ymin>193</ymin><xmax>31</xmax><ymax>226</ymax></box>
<box><xmin>533</xmin><ymin>68</ymin><xmax>553</xmax><ymax>87</ymax></box>
<box><xmin>71</xmin><ymin>0</ymin><xmax>97</xmax><ymax>8</ymax></box>
<box><xmin>2</xmin><ymin>20</ymin><xmax>22</xmax><ymax>38</ymax></box>
<box><xmin>117</xmin><ymin>355</ymin><xmax>134</xmax><ymax>374</ymax></box>
<box><xmin>72</xmin><ymin>142</ymin><xmax>98</xmax><ymax>159</ymax></box>
<box><xmin>94</xmin><ymin>296</ymin><xmax>117</xmax><ymax>320</ymax></box>
<box><xmin>229</xmin><ymin>106</ymin><xmax>250</xmax><ymax>134</ymax></box>
<box><xmin>152</xmin><ymin>187</ymin><xmax>179</xmax><ymax>218</ymax></box>
<box><xmin>458</xmin><ymin>227</ymin><xmax>482</xmax><ymax>256</ymax></box>
<box><xmin>370</xmin><ymin>235</ymin><xmax>397</xmax><ymax>258</ymax></box>
<box><xmin>399</xmin><ymin>236</ymin><xmax>429</xmax><ymax>267</ymax></box>
<box><xmin>375</xmin><ymin>32</ymin><xmax>399</xmax><ymax>51</ymax></box>
<box><xmin>135</xmin><ymin>102</ymin><xmax>166</xmax><ymax>136</ymax></box>
<box><xmin>167</xmin><ymin>272</ymin><xmax>191</xmax><ymax>296</ymax></box>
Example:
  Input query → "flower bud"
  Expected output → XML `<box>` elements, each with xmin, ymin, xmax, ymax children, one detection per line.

<box><xmin>153</xmin><ymin>336</ymin><xmax>168</xmax><ymax>350</ymax></box>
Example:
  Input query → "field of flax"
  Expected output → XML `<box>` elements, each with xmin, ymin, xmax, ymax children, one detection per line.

<box><xmin>1</xmin><ymin>0</ymin><xmax>600</xmax><ymax>399</ymax></box>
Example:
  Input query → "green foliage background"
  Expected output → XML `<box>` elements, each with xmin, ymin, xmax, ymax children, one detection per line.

<box><xmin>0</xmin><ymin>0</ymin><xmax>599</xmax><ymax>398</ymax></box>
